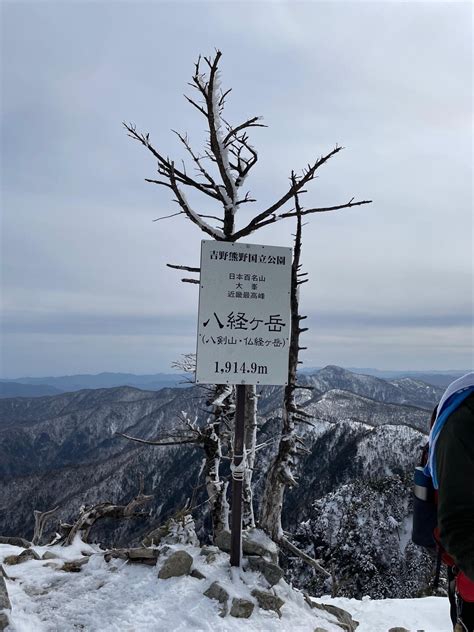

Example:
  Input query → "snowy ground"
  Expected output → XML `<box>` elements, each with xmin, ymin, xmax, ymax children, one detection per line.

<box><xmin>0</xmin><ymin>542</ymin><xmax>452</xmax><ymax>632</ymax></box>
<box><xmin>318</xmin><ymin>595</ymin><xmax>451</xmax><ymax>632</ymax></box>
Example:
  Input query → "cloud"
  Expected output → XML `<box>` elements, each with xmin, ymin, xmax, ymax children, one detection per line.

<box><xmin>1</xmin><ymin>1</ymin><xmax>472</xmax><ymax>376</ymax></box>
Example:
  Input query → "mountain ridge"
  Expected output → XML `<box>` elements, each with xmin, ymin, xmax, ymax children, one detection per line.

<box><xmin>0</xmin><ymin>365</ymin><xmax>441</xmax><ymax>598</ymax></box>
<box><xmin>1</xmin><ymin>365</ymin><xmax>465</xmax><ymax>397</ymax></box>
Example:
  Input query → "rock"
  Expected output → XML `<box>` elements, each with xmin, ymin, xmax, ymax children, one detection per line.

<box><xmin>18</xmin><ymin>549</ymin><xmax>40</xmax><ymax>562</ymax></box>
<box><xmin>230</xmin><ymin>597</ymin><xmax>254</xmax><ymax>618</ymax></box>
<box><xmin>388</xmin><ymin>629</ymin><xmax>410</xmax><ymax>632</ymax></box>
<box><xmin>24</xmin><ymin>585</ymin><xmax>49</xmax><ymax>597</ymax></box>
<box><xmin>251</xmin><ymin>589</ymin><xmax>284</xmax><ymax>616</ymax></box>
<box><xmin>127</xmin><ymin>548</ymin><xmax>160</xmax><ymax>565</ymax></box>
<box><xmin>215</xmin><ymin>529</ymin><xmax>279</xmax><ymax>563</ymax></box>
<box><xmin>61</xmin><ymin>557</ymin><xmax>89</xmax><ymax>572</ymax></box>
<box><xmin>158</xmin><ymin>550</ymin><xmax>193</xmax><ymax>579</ymax></box>
<box><xmin>4</xmin><ymin>549</ymin><xmax>40</xmax><ymax>566</ymax></box>
<box><xmin>105</xmin><ymin>547</ymin><xmax>159</xmax><ymax>564</ymax></box>
<box><xmin>0</xmin><ymin>613</ymin><xmax>9</xmax><ymax>632</ymax></box>
<box><xmin>104</xmin><ymin>549</ymin><xmax>128</xmax><ymax>562</ymax></box>
<box><xmin>44</xmin><ymin>562</ymin><xmax>60</xmax><ymax>569</ymax></box>
<box><xmin>142</xmin><ymin>525</ymin><xmax>169</xmax><ymax>547</ymax></box>
<box><xmin>314</xmin><ymin>629</ymin><xmax>330</xmax><ymax>632</ymax></box>
<box><xmin>203</xmin><ymin>581</ymin><xmax>229</xmax><ymax>603</ymax></box>
<box><xmin>128</xmin><ymin>547</ymin><xmax>159</xmax><ymax>559</ymax></box>
<box><xmin>243</xmin><ymin>529</ymin><xmax>279</xmax><ymax>563</ymax></box>
<box><xmin>158</xmin><ymin>545</ymin><xmax>172</xmax><ymax>557</ymax></box>
<box><xmin>203</xmin><ymin>581</ymin><xmax>229</xmax><ymax>617</ymax></box>
<box><xmin>200</xmin><ymin>545</ymin><xmax>219</xmax><ymax>556</ymax></box>
<box><xmin>305</xmin><ymin>596</ymin><xmax>359</xmax><ymax>631</ymax></box>
<box><xmin>190</xmin><ymin>568</ymin><xmax>206</xmax><ymax>580</ymax></box>
<box><xmin>0</xmin><ymin>575</ymin><xmax>11</xmax><ymax>631</ymax></box>
<box><xmin>0</xmin><ymin>576</ymin><xmax>11</xmax><ymax>612</ymax></box>
<box><xmin>247</xmin><ymin>556</ymin><xmax>284</xmax><ymax>586</ymax></box>
<box><xmin>0</xmin><ymin>536</ymin><xmax>31</xmax><ymax>548</ymax></box>
<box><xmin>204</xmin><ymin>553</ymin><xmax>217</xmax><ymax>564</ymax></box>
<box><xmin>214</xmin><ymin>530</ymin><xmax>232</xmax><ymax>552</ymax></box>
<box><xmin>42</xmin><ymin>551</ymin><xmax>59</xmax><ymax>560</ymax></box>
<box><xmin>3</xmin><ymin>556</ymin><xmax>19</xmax><ymax>566</ymax></box>
<box><xmin>132</xmin><ymin>557</ymin><xmax>157</xmax><ymax>566</ymax></box>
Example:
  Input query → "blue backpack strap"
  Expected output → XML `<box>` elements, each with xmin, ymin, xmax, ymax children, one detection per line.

<box><xmin>424</xmin><ymin>388</ymin><xmax>474</xmax><ymax>489</ymax></box>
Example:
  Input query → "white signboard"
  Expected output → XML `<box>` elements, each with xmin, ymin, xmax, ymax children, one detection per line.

<box><xmin>196</xmin><ymin>240</ymin><xmax>292</xmax><ymax>385</ymax></box>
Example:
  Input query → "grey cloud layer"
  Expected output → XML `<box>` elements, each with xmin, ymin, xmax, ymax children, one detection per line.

<box><xmin>1</xmin><ymin>1</ymin><xmax>472</xmax><ymax>376</ymax></box>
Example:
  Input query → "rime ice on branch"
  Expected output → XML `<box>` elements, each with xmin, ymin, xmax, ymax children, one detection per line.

<box><xmin>124</xmin><ymin>50</ymin><xmax>371</xmax><ymax>246</ymax></box>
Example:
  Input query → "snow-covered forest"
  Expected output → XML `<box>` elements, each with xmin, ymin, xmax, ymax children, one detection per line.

<box><xmin>0</xmin><ymin>365</ymin><xmax>452</xmax><ymax>631</ymax></box>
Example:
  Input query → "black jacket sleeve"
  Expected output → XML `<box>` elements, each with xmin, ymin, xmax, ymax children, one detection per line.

<box><xmin>436</xmin><ymin>393</ymin><xmax>474</xmax><ymax>581</ymax></box>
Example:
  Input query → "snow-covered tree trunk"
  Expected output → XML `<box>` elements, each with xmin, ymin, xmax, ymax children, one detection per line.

<box><xmin>259</xmin><ymin>182</ymin><xmax>307</xmax><ymax>541</ymax></box>
<box><xmin>206</xmin><ymin>384</ymin><xmax>234</xmax><ymax>538</ymax></box>
<box><xmin>202</xmin><ymin>423</ymin><xmax>229</xmax><ymax>537</ymax></box>
<box><xmin>242</xmin><ymin>385</ymin><xmax>258</xmax><ymax>529</ymax></box>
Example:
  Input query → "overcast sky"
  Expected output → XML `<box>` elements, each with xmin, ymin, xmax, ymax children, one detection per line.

<box><xmin>1</xmin><ymin>0</ymin><xmax>472</xmax><ymax>378</ymax></box>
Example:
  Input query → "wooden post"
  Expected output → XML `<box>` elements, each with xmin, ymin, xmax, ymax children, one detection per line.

<box><xmin>230</xmin><ymin>384</ymin><xmax>246</xmax><ymax>567</ymax></box>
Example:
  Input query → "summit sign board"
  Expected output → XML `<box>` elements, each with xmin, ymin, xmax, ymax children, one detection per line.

<box><xmin>196</xmin><ymin>240</ymin><xmax>292</xmax><ymax>386</ymax></box>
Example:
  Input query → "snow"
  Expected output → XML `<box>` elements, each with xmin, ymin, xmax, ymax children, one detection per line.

<box><xmin>318</xmin><ymin>595</ymin><xmax>451</xmax><ymax>632</ymax></box>
<box><xmin>1</xmin><ymin>543</ymin><xmax>452</xmax><ymax>632</ymax></box>
<box><xmin>178</xmin><ymin>188</ymin><xmax>225</xmax><ymax>240</ymax></box>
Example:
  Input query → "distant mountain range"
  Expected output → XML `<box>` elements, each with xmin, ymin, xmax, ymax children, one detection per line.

<box><xmin>0</xmin><ymin>367</ymin><xmax>466</xmax><ymax>398</ymax></box>
<box><xmin>0</xmin><ymin>372</ymin><xmax>188</xmax><ymax>398</ymax></box>
<box><xmin>301</xmin><ymin>367</ymin><xmax>467</xmax><ymax>387</ymax></box>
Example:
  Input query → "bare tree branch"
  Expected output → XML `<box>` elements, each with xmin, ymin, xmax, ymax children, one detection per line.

<box><xmin>166</xmin><ymin>263</ymin><xmax>200</xmax><ymax>273</ymax></box>
<box><xmin>172</xmin><ymin>129</ymin><xmax>224</xmax><ymax>198</ymax></box>
<box><xmin>280</xmin><ymin>536</ymin><xmax>331</xmax><ymax>577</ymax></box>
<box><xmin>230</xmin><ymin>146</ymin><xmax>344</xmax><ymax>240</ymax></box>
<box><xmin>182</xmin><ymin>278</ymin><xmax>200</xmax><ymax>284</ymax></box>
<box><xmin>169</xmin><ymin>163</ymin><xmax>225</xmax><ymax>239</ymax></box>
<box><xmin>152</xmin><ymin>211</ymin><xmax>185</xmax><ymax>222</ymax></box>
<box><xmin>123</xmin><ymin>122</ymin><xmax>221</xmax><ymax>201</ymax></box>
<box><xmin>116</xmin><ymin>432</ymin><xmax>198</xmax><ymax>447</ymax></box>
<box><xmin>145</xmin><ymin>178</ymin><xmax>174</xmax><ymax>190</ymax></box>
<box><xmin>280</xmin><ymin>197</ymin><xmax>373</xmax><ymax>218</ymax></box>
<box><xmin>223</xmin><ymin>116</ymin><xmax>267</xmax><ymax>145</ymax></box>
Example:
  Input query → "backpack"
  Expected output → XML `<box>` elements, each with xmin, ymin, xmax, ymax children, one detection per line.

<box><xmin>412</xmin><ymin>380</ymin><xmax>474</xmax><ymax>602</ymax></box>
<box><xmin>412</xmin><ymin>407</ymin><xmax>438</xmax><ymax>550</ymax></box>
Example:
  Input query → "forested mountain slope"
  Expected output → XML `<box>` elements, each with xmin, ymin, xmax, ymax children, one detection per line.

<box><xmin>0</xmin><ymin>366</ymin><xmax>440</xmax><ymax>597</ymax></box>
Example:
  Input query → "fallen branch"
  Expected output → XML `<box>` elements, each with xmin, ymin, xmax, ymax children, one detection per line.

<box><xmin>64</xmin><ymin>477</ymin><xmax>153</xmax><ymax>545</ymax></box>
<box><xmin>280</xmin><ymin>536</ymin><xmax>330</xmax><ymax>578</ymax></box>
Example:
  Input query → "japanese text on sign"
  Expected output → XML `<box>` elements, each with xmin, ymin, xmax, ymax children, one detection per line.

<box><xmin>196</xmin><ymin>241</ymin><xmax>292</xmax><ymax>386</ymax></box>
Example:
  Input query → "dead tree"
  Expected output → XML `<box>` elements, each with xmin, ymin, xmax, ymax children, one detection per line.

<box><xmin>32</xmin><ymin>506</ymin><xmax>60</xmax><ymax>545</ymax></box>
<box><xmin>125</xmin><ymin>51</ymin><xmax>370</xmax><ymax>244</ymax></box>
<box><xmin>258</xmin><ymin>178</ymin><xmax>329</xmax><ymax>575</ymax></box>
<box><xmin>63</xmin><ymin>476</ymin><xmax>152</xmax><ymax>546</ymax></box>
<box><xmin>117</xmin><ymin>389</ymin><xmax>234</xmax><ymax>540</ymax></box>
<box><xmin>124</xmin><ymin>50</ymin><xmax>371</xmax><ymax>552</ymax></box>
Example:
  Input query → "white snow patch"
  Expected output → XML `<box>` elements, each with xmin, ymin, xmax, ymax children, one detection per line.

<box><xmin>318</xmin><ymin>594</ymin><xmax>451</xmax><ymax>632</ymax></box>
<box><xmin>1</xmin><ymin>543</ymin><xmax>340</xmax><ymax>632</ymax></box>
<box><xmin>1</xmin><ymin>542</ymin><xmax>452</xmax><ymax>632</ymax></box>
